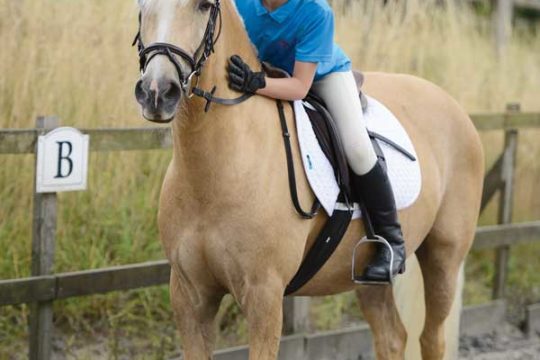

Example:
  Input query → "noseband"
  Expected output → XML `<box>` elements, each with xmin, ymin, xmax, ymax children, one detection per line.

<box><xmin>133</xmin><ymin>0</ymin><xmax>252</xmax><ymax>112</ymax></box>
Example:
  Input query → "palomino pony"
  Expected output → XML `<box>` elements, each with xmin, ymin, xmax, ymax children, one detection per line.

<box><xmin>133</xmin><ymin>0</ymin><xmax>484</xmax><ymax>359</ymax></box>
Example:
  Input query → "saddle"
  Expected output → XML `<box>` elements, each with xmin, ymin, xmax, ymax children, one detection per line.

<box><xmin>262</xmin><ymin>64</ymin><xmax>418</xmax><ymax>294</ymax></box>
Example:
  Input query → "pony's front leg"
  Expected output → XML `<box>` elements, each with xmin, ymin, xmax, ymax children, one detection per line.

<box><xmin>169</xmin><ymin>270</ymin><xmax>223</xmax><ymax>360</ymax></box>
<box><xmin>239</xmin><ymin>275</ymin><xmax>285</xmax><ymax>360</ymax></box>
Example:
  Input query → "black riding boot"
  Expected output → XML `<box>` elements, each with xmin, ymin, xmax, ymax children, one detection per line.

<box><xmin>353</xmin><ymin>160</ymin><xmax>406</xmax><ymax>283</ymax></box>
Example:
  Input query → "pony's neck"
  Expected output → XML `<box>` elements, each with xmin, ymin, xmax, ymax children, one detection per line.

<box><xmin>170</xmin><ymin>0</ymin><xmax>270</xmax><ymax>198</ymax></box>
<box><xmin>196</xmin><ymin>0</ymin><xmax>260</xmax><ymax>101</ymax></box>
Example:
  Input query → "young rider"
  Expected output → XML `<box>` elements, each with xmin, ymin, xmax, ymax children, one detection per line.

<box><xmin>229</xmin><ymin>0</ymin><xmax>405</xmax><ymax>283</ymax></box>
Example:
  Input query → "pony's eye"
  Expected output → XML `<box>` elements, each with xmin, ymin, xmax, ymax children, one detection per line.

<box><xmin>198</xmin><ymin>0</ymin><xmax>213</xmax><ymax>12</ymax></box>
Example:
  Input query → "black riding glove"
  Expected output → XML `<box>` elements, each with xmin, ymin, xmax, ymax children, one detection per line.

<box><xmin>227</xmin><ymin>55</ymin><xmax>266</xmax><ymax>94</ymax></box>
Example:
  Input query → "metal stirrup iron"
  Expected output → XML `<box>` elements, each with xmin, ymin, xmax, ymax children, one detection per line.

<box><xmin>351</xmin><ymin>235</ymin><xmax>395</xmax><ymax>285</ymax></box>
<box><xmin>351</xmin><ymin>200</ymin><xmax>394</xmax><ymax>285</ymax></box>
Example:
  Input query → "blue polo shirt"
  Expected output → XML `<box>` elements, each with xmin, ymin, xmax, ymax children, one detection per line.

<box><xmin>234</xmin><ymin>0</ymin><xmax>351</xmax><ymax>81</ymax></box>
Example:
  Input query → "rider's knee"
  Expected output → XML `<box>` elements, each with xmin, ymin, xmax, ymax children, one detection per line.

<box><xmin>344</xmin><ymin>142</ymin><xmax>377</xmax><ymax>175</ymax></box>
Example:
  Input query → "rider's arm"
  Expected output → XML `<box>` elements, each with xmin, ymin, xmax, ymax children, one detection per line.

<box><xmin>228</xmin><ymin>4</ymin><xmax>333</xmax><ymax>100</ymax></box>
<box><xmin>256</xmin><ymin>61</ymin><xmax>317</xmax><ymax>101</ymax></box>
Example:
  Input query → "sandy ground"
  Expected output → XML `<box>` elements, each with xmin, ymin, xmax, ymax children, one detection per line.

<box><xmin>44</xmin><ymin>322</ymin><xmax>540</xmax><ymax>359</ymax></box>
<box><xmin>459</xmin><ymin>323</ymin><xmax>540</xmax><ymax>360</ymax></box>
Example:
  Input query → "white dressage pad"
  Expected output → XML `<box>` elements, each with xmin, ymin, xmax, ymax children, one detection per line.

<box><xmin>294</xmin><ymin>95</ymin><xmax>422</xmax><ymax>219</ymax></box>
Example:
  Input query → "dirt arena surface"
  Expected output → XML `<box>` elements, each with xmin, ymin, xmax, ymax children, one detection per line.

<box><xmin>459</xmin><ymin>323</ymin><xmax>540</xmax><ymax>360</ymax></box>
<box><xmin>44</xmin><ymin>322</ymin><xmax>540</xmax><ymax>360</ymax></box>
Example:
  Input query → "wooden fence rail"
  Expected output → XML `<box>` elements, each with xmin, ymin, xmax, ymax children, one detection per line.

<box><xmin>1</xmin><ymin>105</ymin><xmax>540</xmax><ymax>359</ymax></box>
<box><xmin>1</xmin><ymin>112</ymin><xmax>540</xmax><ymax>155</ymax></box>
<box><xmin>1</xmin><ymin>221</ymin><xmax>540</xmax><ymax>308</ymax></box>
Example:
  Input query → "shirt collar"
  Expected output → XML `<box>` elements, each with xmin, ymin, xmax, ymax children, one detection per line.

<box><xmin>255</xmin><ymin>0</ymin><xmax>301</xmax><ymax>23</ymax></box>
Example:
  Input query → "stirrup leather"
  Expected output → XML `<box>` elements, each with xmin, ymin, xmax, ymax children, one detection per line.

<box><xmin>351</xmin><ymin>235</ymin><xmax>394</xmax><ymax>285</ymax></box>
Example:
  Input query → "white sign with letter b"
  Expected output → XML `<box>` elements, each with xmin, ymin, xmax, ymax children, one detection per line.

<box><xmin>36</xmin><ymin>127</ymin><xmax>90</xmax><ymax>193</ymax></box>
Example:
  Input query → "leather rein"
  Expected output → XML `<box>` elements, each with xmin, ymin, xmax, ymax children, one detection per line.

<box><xmin>132</xmin><ymin>0</ymin><xmax>252</xmax><ymax>113</ymax></box>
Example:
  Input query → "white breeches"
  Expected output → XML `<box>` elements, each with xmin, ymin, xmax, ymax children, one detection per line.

<box><xmin>311</xmin><ymin>71</ymin><xmax>377</xmax><ymax>175</ymax></box>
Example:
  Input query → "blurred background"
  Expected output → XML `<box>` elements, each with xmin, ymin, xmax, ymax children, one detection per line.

<box><xmin>0</xmin><ymin>0</ymin><xmax>539</xmax><ymax>358</ymax></box>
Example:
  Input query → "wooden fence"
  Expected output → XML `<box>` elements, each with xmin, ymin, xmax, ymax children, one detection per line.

<box><xmin>335</xmin><ymin>0</ymin><xmax>540</xmax><ymax>57</ymax></box>
<box><xmin>467</xmin><ymin>0</ymin><xmax>540</xmax><ymax>55</ymax></box>
<box><xmin>1</xmin><ymin>105</ymin><xmax>540</xmax><ymax>359</ymax></box>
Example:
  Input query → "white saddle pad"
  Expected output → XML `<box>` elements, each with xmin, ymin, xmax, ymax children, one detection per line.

<box><xmin>294</xmin><ymin>96</ymin><xmax>421</xmax><ymax>219</ymax></box>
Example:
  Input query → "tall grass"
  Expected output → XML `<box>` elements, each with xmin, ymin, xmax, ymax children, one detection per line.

<box><xmin>0</xmin><ymin>0</ymin><xmax>539</xmax><ymax>357</ymax></box>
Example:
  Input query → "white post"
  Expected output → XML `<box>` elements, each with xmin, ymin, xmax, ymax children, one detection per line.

<box><xmin>494</xmin><ymin>0</ymin><xmax>514</xmax><ymax>57</ymax></box>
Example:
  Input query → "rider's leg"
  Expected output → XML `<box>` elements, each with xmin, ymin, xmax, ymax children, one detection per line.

<box><xmin>311</xmin><ymin>71</ymin><xmax>406</xmax><ymax>282</ymax></box>
<box><xmin>312</xmin><ymin>72</ymin><xmax>377</xmax><ymax>176</ymax></box>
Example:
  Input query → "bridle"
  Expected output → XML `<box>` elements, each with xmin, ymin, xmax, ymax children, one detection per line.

<box><xmin>133</xmin><ymin>0</ymin><xmax>221</xmax><ymax>94</ymax></box>
<box><xmin>133</xmin><ymin>0</ymin><xmax>252</xmax><ymax>112</ymax></box>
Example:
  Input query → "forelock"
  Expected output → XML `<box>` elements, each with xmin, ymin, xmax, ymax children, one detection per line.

<box><xmin>138</xmin><ymin>0</ymin><xmax>190</xmax><ymax>12</ymax></box>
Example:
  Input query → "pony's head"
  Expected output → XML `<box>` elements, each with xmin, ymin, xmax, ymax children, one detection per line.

<box><xmin>134</xmin><ymin>0</ymin><xmax>221</xmax><ymax>123</ymax></box>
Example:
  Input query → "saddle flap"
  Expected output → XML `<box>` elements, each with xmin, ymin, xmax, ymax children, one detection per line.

<box><xmin>303</xmin><ymin>95</ymin><xmax>352</xmax><ymax>199</ymax></box>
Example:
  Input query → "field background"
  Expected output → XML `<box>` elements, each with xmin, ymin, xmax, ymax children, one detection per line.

<box><xmin>1</xmin><ymin>0</ymin><xmax>539</xmax><ymax>358</ymax></box>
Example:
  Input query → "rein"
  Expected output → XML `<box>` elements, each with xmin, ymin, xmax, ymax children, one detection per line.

<box><xmin>132</xmin><ymin>0</ymin><xmax>251</xmax><ymax>112</ymax></box>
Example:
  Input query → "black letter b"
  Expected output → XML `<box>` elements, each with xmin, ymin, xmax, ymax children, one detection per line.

<box><xmin>55</xmin><ymin>141</ymin><xmax>73</xmax><ymax>178</ymax></box>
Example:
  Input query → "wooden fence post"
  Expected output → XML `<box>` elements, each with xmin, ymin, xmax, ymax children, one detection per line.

<box><xmin>494</xmin><ymin>0</ymin><xmax>514</xmax><ymax>57</ymax></box>
<box><xmin>29</xmin><ymin>116</ymin><xmax>59</xmax><ymax>360</ymax></box>
<box><xmin>492</xmin><ymin>104</ymin><xmax>519</xmax><ymax>300</ymax></box>
<box><xmin>283</xmin><ymin>297</ymin><xmax>310</xmax><ymax>335</ymax></box>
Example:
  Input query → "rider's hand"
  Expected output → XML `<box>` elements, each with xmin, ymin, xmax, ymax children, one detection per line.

<box><xmin>227</xmin><ymin>55</ymin><xmax>266</xmax><ymax>94</ymax></box>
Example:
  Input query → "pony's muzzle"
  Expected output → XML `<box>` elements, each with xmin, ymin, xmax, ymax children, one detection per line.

<box><xmin>135</xmin><ymin>77</ymin><xmax>182</xmax><ymax>123</ymax></box>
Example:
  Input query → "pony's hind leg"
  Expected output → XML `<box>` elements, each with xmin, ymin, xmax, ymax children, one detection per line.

<box><xmin>416</xmin><ymin>159</ymin><xmax>481</xmax><ymax>359</ymax></box>
<box><xmin>416</xmin><ymin>225</ymin><xmax>474</xmax><ymax>360</ymax></box>
<box><xmin>169</xmin><ymin>270</ymin><xmax>223</xmax><ymax>360</ymax></box>
<box><xmin>355</xmin><ymin>286</ymin><xmax>408</xmax><ymax>359</ymax></box>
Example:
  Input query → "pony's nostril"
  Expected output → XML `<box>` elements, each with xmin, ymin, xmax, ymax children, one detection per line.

<box><xmin>162</xmin><ymin>82</ymin><xmax>181</xmax><ymax>103</ymax></box>
<box><xmin>135</xmin><ymin>80</ymin><xmax>148</xmax><ymax>105</ymax></box>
